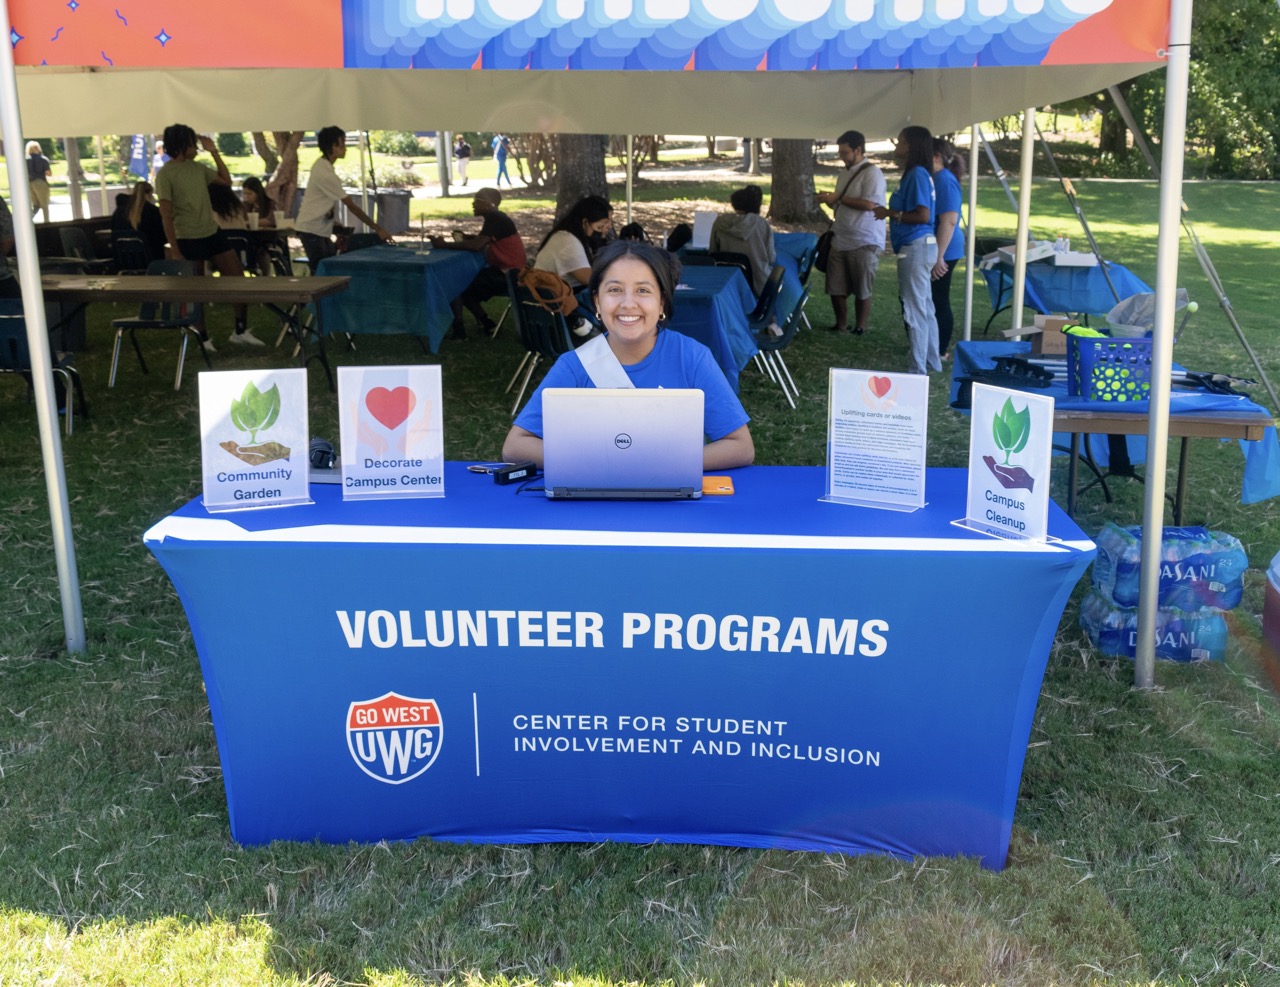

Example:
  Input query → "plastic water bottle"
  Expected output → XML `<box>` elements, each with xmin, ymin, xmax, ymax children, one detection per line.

<box><xmin>1079</xmin><ymin>589</ymin><xmax>1228</xmax><ymax>663</ymax></box>
<box><xmin>1091</xmin><ymin>523</ymin><xmax>1247</xmax><ymax>611</ymax></box>
<box><xmin>1054</xmin><ymin>235</ymin><xmax>1070</xmax><ymax>254</ymax></box>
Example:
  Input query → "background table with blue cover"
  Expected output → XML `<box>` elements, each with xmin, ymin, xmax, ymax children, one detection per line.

<box><xmin>144</xmin><ymin>464</ymin><xmax>1095</xmax><ymax>870</ymax></box>
<box><xmin>668</xmin><ymin>266</ymin><xmax>759</xmax><ymax>391</ymax></box>
<box><xmin>315</xmin><ymin>244</ymin><xmax>486</xmax><ymax>353</ymax></box>
<box><xmin>952</xmin><ymin>340</ymin><xmax>1277</xmax><ymax>516</ymax></box>
<box><xmin>980</xmin><ymin>259</ymin><xmax>1151</xmax><ymax>332</ymax></box>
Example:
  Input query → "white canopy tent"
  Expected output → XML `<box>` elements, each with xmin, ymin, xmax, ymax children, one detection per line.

<box><xmin>2</xmin><ymin>0</ymin><xmax>1188</xmax><ymax>685</ymax></box>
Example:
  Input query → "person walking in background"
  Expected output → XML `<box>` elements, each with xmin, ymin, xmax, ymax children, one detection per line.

<box><xmin>816</xmin><ymin>130</ymin><xmax>885</xmax><ymax>335</ymax></box>
<box><xmin>295</xmin><ymin>126</ymin><xmax>392</xmax><ymax>272</ymax></box>
<box><xmin>151</xmin><ymin>140</ymin><xmax>168</xmax><ymax>181</ymax></box>
<box><xmin>930</xmin><ymin>137</ymin><xmax>966</xmax><ymax>361</ymax></box>
<box><xmin>875</xmin><ymin>125</ymin><xmax>940</xmax><ymax>375</ymax></box>
<box><xmin>453</xmin><ymin>135</ymin><xmax>472</xmax><ymax>186</ymax></box>
<box><xmin>155</xmin><ymin>123</ymin><xmax>252</xmax><ymax>350</ymax></box>
<box><xmin>492</xmin><ymin>133</ymin><xmax>513</xmax><ymax>187</ymax></box>
<box><xmin>709</xmin><ymin>184</ymin><xmax>775</xmax><ymax>296</ymax></box>
<box><xmin>25</xmin><ymin>141</ymin><xmax>52</xmax><ymax>223</ymax></box>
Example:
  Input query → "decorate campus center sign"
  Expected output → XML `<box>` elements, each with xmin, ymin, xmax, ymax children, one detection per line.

<box><xmin>11</xmin><ymin>0</ymin><xmax>1166</xmax><ymax>70</ymax></box>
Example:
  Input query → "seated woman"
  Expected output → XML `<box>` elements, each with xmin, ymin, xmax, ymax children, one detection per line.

<box><xmin>532</xmin><ymin>194</ymin><xmax>613</xmax><ymax>289</ymax></box>
<box><xmin>709</xmin><ymin>184</ymin><xmax>775</xmax><ymax>296</ymax></box>
<box><xmin>503</xmin><ymin>240</ymin><xmax>754</xmax><ymax>471</ymax></box>
<box><xmin>209</xmin><ymin>183</ymin><xmax>248</xmax><ymax>229</ymax></box>
<box><xmin>112</xmin><ymin>181</ymin><xmax>167</xmax><ymax>260</ymax></box>
<box><xmin>240</xmin><ymin>176</ymin><xmax>276</xmax><ymax>228</ymax></box>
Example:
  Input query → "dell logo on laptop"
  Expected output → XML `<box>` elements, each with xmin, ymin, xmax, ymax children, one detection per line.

<box><xmin>613</xmin><ymin>433</ymin><xmax>633</xmax><ymax>450</ymax></box>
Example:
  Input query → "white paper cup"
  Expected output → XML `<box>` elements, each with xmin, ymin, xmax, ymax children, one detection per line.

<box><xmin>247</xmin><ymin>213</ymin><xmax>259</xmax><ymax>230</ymax></box>
<box><xmin>273</xmin><ymin>210</ymin><xmax>286</xmax><ymax>227</ymax></box>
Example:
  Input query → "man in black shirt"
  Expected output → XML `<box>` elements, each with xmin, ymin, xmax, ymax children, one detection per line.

<box><xmin>430</xmin><ymin>187</ymin><xmax>526</xmax><ymax>339</ymax></box>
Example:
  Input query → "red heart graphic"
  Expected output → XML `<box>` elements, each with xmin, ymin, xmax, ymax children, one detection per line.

<box><xmin>869</xmin><ymin>375</ymin><xmax>893</xmax><ymax>398</ymax></box>
<box><xmin>365</xmin><ymin>386</ymin><xmax>416</xmax><ymax>430</ymax></box>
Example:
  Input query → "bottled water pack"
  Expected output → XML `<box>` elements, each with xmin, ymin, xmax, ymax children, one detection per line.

<box><xmin>1091</xmin><ymin>523</ymin><xmax>1247</xmax><ymax>611</ymax></box>
<box><xmin>1079</xmin><ymin>589</ymin><xmax>1228</xmax><ymax>663</ymax></box>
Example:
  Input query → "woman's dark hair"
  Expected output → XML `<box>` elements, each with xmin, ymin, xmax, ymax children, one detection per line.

<box><xmin>666</xmin><ymin>223</ymin><xmax>693</xmax><ymax>253</ymax></box>
<box><xmin>932</xmin><ymin>137</ymin><xmax>967</xmax><ymax>181</ymax></box>
<box><xmin>161</xmin><ymin>124</ymin><xmax>197</xmax><ymax>158</ymax></box>
<box><xmin>729</xmin><ymin>185</ymin><xmax>763</xmax><ymax>214</ymax></box>
<box><xmin>588</xmin><ymin>240</ymin><xmax>681</xmax><ymax>325</ymax></box>
<box><xmin>208</xmin><ymin>183</ymin><xmax>244</xmax><ymax>222</ymax></box>
<box><xmin>241</xmin><ymin>176</ymin><xmax>274</xmax><ymax>219</ymax></box>
<box><xmin>618</xmin><ymin>222</ymin><xmax>648</xmax><ymax>242</ymax></box>
<box><xmin>538</xmin><ymin>194</ymin><xmax>613</xmax><ymax>253</ymax></box>
<box><xmin>317</xmin><ymin>126</ymin><xmax>346</xmax><ymax>156</ymax></box>
<box><xmin>899</xmin><ymin>126</ymin><xmax>935</xmax><ymax>174</ymax></box>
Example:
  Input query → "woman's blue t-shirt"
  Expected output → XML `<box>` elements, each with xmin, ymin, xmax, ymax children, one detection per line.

<box><xmin>513</xmin><ymin>329</ymin><xmax>750</xmax><ymax>442</ymax></box>
<box><xmin>932</xmin><ymin>167</ymin><xmax>965</xmax><ymax>263</ymax></box>
<box><xmin>888</xmin><ymin>165</ymin><xmax>936</xmax><ymax>253</ymax></box>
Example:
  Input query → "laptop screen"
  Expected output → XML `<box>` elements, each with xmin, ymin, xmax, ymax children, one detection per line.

<box><xmin>541</xmin><ymin>388</ymin><xmax>704</xmax><ymax>499</ymax></box>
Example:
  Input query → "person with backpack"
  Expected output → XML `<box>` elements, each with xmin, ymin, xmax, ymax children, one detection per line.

<box><xmin>453</xmin><ymin>135</ymin><xmax>472</xmax><ymax>186</ymax></box>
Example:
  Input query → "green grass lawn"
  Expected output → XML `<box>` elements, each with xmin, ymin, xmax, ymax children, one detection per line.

<box><xmin>1</xmin><ymin>173</ymin><xmax>1279</xmax><ymax>986</ymax></box>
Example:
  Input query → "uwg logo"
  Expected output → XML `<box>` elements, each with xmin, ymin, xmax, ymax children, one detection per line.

<box><xmin>346</xmin><ymin>692</ymin><xmax>443</xmax><ymax>784</ymax></box>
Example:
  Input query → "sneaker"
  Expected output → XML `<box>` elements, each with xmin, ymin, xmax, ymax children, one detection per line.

<box><xmin>766</xmin><ymin>320</ymin><xmax>783</xmax><ymax>337</ymax></box>
<box><xmin>229</xmin><ymin>330</ymin><xmax>266</xmax><ymax>347</ymax></box>
<box><xmin>201</xmin><ymin>338</ymin><xmax>218</xmax><ymax>354</ymax></box>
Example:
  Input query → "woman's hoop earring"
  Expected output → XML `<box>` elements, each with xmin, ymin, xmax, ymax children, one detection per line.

<box><xmin>594</xmin><ymin>310</ymin><xmax>603</xmax><ymax>322</ymax></box>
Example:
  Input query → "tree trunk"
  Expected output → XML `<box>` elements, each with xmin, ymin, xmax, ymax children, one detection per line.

<box><xmin>265</xmin><ymin>132</ymin><xmax>304</xmax><ymax>217</ymax></box>
<box><xmin>1099</xmin><ymin>84</ymin><xmax>1132</xmax><ymax>159</ymax></box>
<box><xmin>768</xmin><ymin>137</ymin><xmax>824</xmax><ymax>224</ymax></box>
<box><xmin>554</xmin><ymin>134</ymin><xmax>608</xmax><ymax>216</ymax></box>
<box><xmin>252</xmin><ymin>132</ymin><xmax>279</xmax><ymax>175</ymax></box>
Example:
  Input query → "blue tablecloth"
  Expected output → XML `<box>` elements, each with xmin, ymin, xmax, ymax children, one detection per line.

<box><xmin>144</xmin><ymin>464</ymin><xmax>1094</xmax><ymax>869</ymax></box>
<box><xmin>980</xmin><ymin>259</ymin><xmax>1151</xmax><ymax>330</ymax></box>
<box><xmin>953</xmin><ymin>340</ymin><xmax>1277</xmax><ymax>500</ymax></box>
<box><xmin>315</xmin><ymin>245</ymin><xmax>486</xmax><ymax>353</ymax></box>
<box><xmin>668</xmin><ymin>266</ymin><xmax>759</xmax><ymax>391</ymax></box>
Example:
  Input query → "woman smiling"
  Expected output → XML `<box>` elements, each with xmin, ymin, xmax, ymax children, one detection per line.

<box><xmin>503</xmin><ymin>240</ymin><xmax>754</xmax><ymax>471</ymax></box>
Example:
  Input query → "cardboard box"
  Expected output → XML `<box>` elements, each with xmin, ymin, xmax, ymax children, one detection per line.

<box><xmin>1001</xmin><ymin>316</ymin><xmax>1070</xmax><ymax>355</ymax></box>
<box><xmin>1052</xmin><ymin>250</ymin><xmax>1099</xmax><ymax>267</ymax></box>
<box><xmin>997</xmin><ymin>241</ymin><xmax>1054</xmax><ymax>265</ymax></box>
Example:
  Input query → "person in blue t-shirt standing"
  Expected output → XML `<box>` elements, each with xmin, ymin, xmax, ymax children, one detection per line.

<box><xmin>491</xmin><ymin>133</ymin><xmax>513</xmax><ymax>187</ymax></box>
<box><xmin>930</xmin><ymin>137</ymin><xmax>966</xmax><ymax>361</ymax></box>
<box><xmin>876</xmin><ymin>126</ymin><xmax>940</xmax><ymax>376</ymax></box>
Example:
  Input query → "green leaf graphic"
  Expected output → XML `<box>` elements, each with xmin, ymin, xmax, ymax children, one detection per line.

<box><xmin>228</xmin><ymin>381</ymin><xmax>282</xmax><ymax>445</ymax></box>
<box><xmin>992</xmin><ymin>397</ymin><xmax>1032</xmax><ymax>465</ymax></box>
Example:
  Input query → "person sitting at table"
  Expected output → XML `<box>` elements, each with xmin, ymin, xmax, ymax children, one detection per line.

<box><xmin>241</xmin><ymin>176</ymin><xmax>284</xmax><ymax>275</ymax></box>
<box><xmin>430</xmin><ymin>187</ymin><xmax>526</xmax><ymax>340</ymax></box>
<box><xmin>503</xmin><ymin>239</ymin><xmax>754</xmax><ymax>471</ymax></box>
<box><xmin>618</xmin><ymin>222</ymin><xmax>648</xmax><ymax>242</ymax></box>
<box><xmin>209</xmin><ymin>183</ymin><xmax>248</xmax><ymax>229</ymax></box>
<box><xmin>709</xmin><ymin>185</ymin><xmax>775</xmax><ymax>296</ymax></box>
<box><xmin>532</xmin><ymin>194</ymin><xmax>613</xmax><ymax>290</ymax></box>
<box><xmin>111</xmin><ymin>181</ymin><xmax>167</xmax><ymax>261</ymax></box>
<box><xmin>295</xmin><ymin>125</ymin><xmax>392</xmax><ymax>272</ymax></box>
<box><xmin>155</xmin><ymin>123</ymin><xmax>252</xmax><ymax>349</ymax></box>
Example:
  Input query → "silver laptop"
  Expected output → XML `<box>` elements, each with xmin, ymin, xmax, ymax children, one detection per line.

<box><xmin>542</xmin><ymin>388</ymin><xmax>704</xmax><ymax>499</ymax></box>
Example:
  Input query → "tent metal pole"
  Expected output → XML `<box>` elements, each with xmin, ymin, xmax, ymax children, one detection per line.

<box><xmin>1010</xmin><ymin>108</ymin><xmax>1037</xmax><ymax>333</ymax></box>
<box><xmin>358</xmin><ymin>130</ymin><xmax>371</xmax><ymax>229</ymax></box>
<box><xmin>626</xmin><ymin>134</ymin><xmax>634</xmax><ymax>224</ymax></box>
<box><xmin>962</xmin><ymin>124</ymin><xmax>979</xmax><ymax>342</ymax></box>
<box><xmin>1136</xmin><ymin>0</ymin><xmax>1195</xmax><ymax>690</ymax></box>
<box><xmin>978</xmin><ymin>126</ymin><xmax>1019</xmax><ymax>213</ymax></box>
<box><xmin>0</xmin><ymin>0</ymin><xmax>86</xmax><ymax>653</ymax></box>
<box><xmin>439</xmin><ymin>132</ymin><xmax>452</xmax><ymax>198</ymax></box>
<box><xmin>94</xmin><ymin>135</ymin><xmax>108</xmax><ymax>218</ymax></box>
<box><xmin>1107</xmin><ymin>83</ymin><xmax>1280</xmax><ymax>412</ymax></box>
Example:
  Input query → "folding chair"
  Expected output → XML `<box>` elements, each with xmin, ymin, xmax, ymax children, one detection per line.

<box><xmin>59</xmin><ymin>227</ymin><xmax>113</xmax><ymax>273</ymax></box>
<box><xmin>753</xmin><ymin>287</ymin><xmax>807</xmax><ymax>409</ymax></box>
<box><xmin>111</xmin><ymin>234</ymin><xmax>153</xmax><ymax>275</ymax></box>
<box><xmin>109</xmin><ymin>260</ymin><xmax>210</xmax><ymax>391</ymax></box>
<box><xmin>503</xmin><ymin>269</ymin><xmax>575</xmax><ymax>415</ymax></box>
<box><xmin>0</xmin><ymin>299</ymin><xmax>88</xmax><ymax>435</ymax></box>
